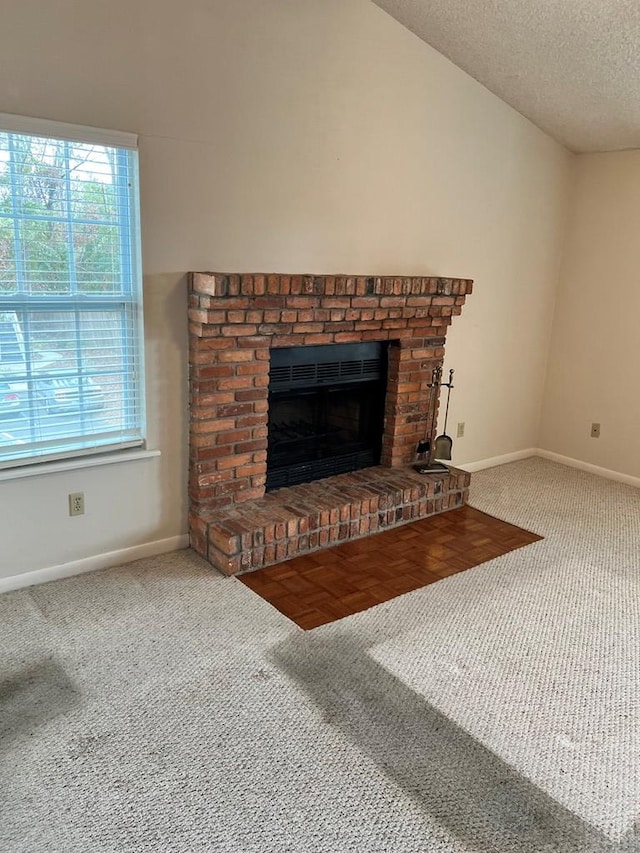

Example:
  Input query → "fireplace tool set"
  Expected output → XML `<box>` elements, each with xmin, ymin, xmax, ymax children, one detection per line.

<box><xmin>413</xmin><ymin>366</ymin><xmax>455</xmax><ymax>474</ymax></box>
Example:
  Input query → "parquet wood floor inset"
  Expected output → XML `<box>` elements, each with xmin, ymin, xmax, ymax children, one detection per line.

<box><xmin>240</xmin><ymin>505</ymin><xmax>543</xmax><ymax>629</ymax></box>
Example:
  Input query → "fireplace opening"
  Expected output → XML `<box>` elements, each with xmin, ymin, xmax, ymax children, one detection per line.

<box><xmin>266</xmin><ymin>342</ymin><xmax>388</xmax><ymax>490</ymax></box>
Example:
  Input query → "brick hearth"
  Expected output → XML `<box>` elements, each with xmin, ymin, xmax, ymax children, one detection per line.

<box><xmin>192</xmin><ymin>464</ymin><xmax>470</xmax><ymax>576</ymax></box>
<box><xmin>188</xmin><ymin>272</ymin><xmax>473</xmax><ymax>575</ymax></box>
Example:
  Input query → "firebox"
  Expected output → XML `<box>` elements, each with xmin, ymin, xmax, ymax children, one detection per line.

<box><xmin>266</xmin><ymin>341</ymin><xmax>388</xmax><ymax>490</ymax></box>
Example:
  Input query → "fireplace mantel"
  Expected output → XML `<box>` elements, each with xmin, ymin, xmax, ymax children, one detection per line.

<box><xmin>188</xmin><ymin>272</ymin><xmax>473</xmax><ymax>575</ymax></box>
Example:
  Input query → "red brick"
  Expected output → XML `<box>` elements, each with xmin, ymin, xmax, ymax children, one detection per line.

<box><xmin>193</xmin><ymin>364</ymin><xmax>235</xmax><ymax>379</ymax></box>
<box><xmin>259</xmin><ymin>323</ymin><xmax>292</xmax><ymax>336</ymax></box>
<box><xmin>236</xmin><ymin>389</ymin><xmax>268</xmax><ymax>402</ymax></box>
<box><xmin>352</xmin><ymin>297</ymin><xmax>379</xmax><ymax>308</ymax></box>
<box><xmin>192</xmin><ymin>444</ymin><xmax>233</xmax><ymax>461</ymax></box>
<box><xmin>334</xmin><ymin>332</ymin><xmax>365</xmax><ymax>343</ymax></box>
<box><xmin>191</xmin><ymin>272</ymin><xmax>227</xmax><ymax>296</ymax></box>
<box><xmin>215</xmin><ymin>479</ymin><xmax>250</xmax><ymax>496</ymax></box>
<box><xmin>190</xmin><ymin>418</ymin><xmax>237</xmax><ymax>435</ymax></box>
<box><xmin>208</xmin><ymin>525</ymin><xmax>240</xmax><ymax>555</ymax></box>
<box><xmin>361</xmin><ymin>329</ymin><xmax>390</xmax><ymax>341</ymax></box>
<box><xmin>216</xmin><ymin>402</ymin><xmax>255</xmax><ymax>418</ymax></box>
<box><xmin>286</xmin><ymin>297</ymin><xmax>317</xmax><ymax>309</ymax></box>
<box><xmin>236</xmin><ymin>414</ymin><xmax>267</xmax><ymax>428</ymax></box>
<box><xmin>216</xmin><ymin>428</ymin><xmax>252</xmax><ymax>444</ymax></box>
<box><xmin>197</xmin><ymin>469</ymin><xmax>235</xmax><ymax>487</ymax></box>
<box><xmin>221</xmin><ymin>324</ymin><xmax>257</xmax><ymax>337</ymax></box>
<box><xmin>218</xmin><ymin>453</ymin><xmax>253</xmax><ymax>470</ymax></box>
<box><xmin>191</xmin><ymin>336</ymin><xmax>235</xmax><ymax>350</ymax></box>
<box><xmin>217</xmin><ymin>376</ymin><xmax>254</xmax><ymax>391</ymax></box>
<box><xmin>251</xmin><ymin>297</ymin><xmax>285</xmax><ymax>309</ymax></box>
<box><xmin>216</xmin><ymin>349</ymin><xmax>256</xmax><ymax>363</ymax></box>
<box><xmin>237</xmin><ymin>362</ymin><xmax>269</xmax><ymax>375</ymax></box>
<box><xmin>293</xmin><ymin>322</ymin><xmax>324</xmax><ymax>334</ymax></box>
<box><xmin>304</xmin><ymin>334</ymin><xmax>333</xmax><ymax>345</ymax></box>
<box><xmin>268</xmin><ymin>336</ymin><xmax>300</xmax><ymax>348</ymax></box>
<box><xmin>236</xmin><ymin>463</ymin><xmax>266</xmax><ymax>477</ymax></box>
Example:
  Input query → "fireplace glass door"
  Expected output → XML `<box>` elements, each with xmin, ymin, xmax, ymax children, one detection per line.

<box><xmin>266</xmin><ymin>342</ymin><xmax>387</xmax><ymax>490</ymax></box>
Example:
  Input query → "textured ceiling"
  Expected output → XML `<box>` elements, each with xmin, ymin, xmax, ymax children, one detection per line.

<box><xmin>372</xmin><ymin>0</ymin><xmax>640</xmax><ymax>153</ymax></box>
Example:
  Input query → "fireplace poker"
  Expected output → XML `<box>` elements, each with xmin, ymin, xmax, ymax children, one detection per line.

<box><xmin>413</xmin><ymin>365</ymin><xmax>448</xmax><ymax>474</ymax></box>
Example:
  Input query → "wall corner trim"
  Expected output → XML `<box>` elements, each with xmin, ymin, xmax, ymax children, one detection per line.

<box><xmin>536</xmin><ymin>449</ymin><xmax>640</xmax><ymax>489</ymax></box>
<box><xmin>460</xmin><ymin>447</ymin><xmax>640</xmax><ymax>490</ymax></box>
<box><xmin>455</xmin><ymin>449</ymin><xmax>537</xmax><ymax>473</ymax></box>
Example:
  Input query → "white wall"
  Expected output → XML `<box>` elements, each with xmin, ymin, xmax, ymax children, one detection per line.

<box><xmin>0</xmin><ymin>0</ymin><xmax>572</xmax><ymax>582</ymax></box>
<box><xmin>540</xmin><ymin>151</ymin><xmax>640</xmax><ymax>479</ymax></box>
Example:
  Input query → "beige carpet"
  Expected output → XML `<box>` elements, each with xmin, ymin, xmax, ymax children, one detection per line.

<box><xmin>1</xmin><ymin>457</ymin><xmax>640</xmax><ymax>852</ymax></box>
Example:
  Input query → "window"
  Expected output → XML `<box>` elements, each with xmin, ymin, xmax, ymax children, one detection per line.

<box><xmin>0</xmin><ymin>115</ymin><xmax>145</xmax><ymax>469</ymax></box>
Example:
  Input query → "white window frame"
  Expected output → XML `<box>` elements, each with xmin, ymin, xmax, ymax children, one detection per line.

<box><xmin>0</xmin><ymin>114</ymin><xmax>146</xmax><ymax>469</ymax></box>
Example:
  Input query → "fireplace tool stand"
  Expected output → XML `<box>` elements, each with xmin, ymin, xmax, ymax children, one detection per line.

<box><xmin>413</xmin><ymin>366</ymin><xmax>454</xmax><ymax>474</ymax></box>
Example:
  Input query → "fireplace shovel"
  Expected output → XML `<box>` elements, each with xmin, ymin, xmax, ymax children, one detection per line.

<box><xmin>433</xmin><ymin>369</ymin><xmax>454</xmax><ymax>461</ymax></box>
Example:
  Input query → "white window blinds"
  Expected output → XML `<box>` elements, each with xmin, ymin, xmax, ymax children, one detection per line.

<box><xmin>0</xmin><ymin>115</ymin><xmax>145</xmax><ymax>468</ymax></box>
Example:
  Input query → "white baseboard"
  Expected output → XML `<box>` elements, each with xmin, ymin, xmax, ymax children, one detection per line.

<box><xmin>535</xmin><ymin>449</ymin><xmax>640</xmax><ymax>490</ymax></box>
<box><xmin>459</xmin><ymin>446</ymin><xmax>640</xmax><ymax>489</ymax></box>
<box><xmin>3</xmin><ymin>448</ymin><xmax>637</xmax><ymax>595</ymax></box>
<box><xmin>0</xmin><ymin>534</ymin><xmax>190</xmax><ymax>594</ymax></box>
<box><xmin>455</xmin><ymin>448</ymin><xmax>537</xmax><ymax>473</ymax></box>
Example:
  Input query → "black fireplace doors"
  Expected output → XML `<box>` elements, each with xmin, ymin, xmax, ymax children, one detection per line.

<box><xmin>266</xmin><ymin>342</ymin><xmax>388</xmax><ymax>490</ymax></box>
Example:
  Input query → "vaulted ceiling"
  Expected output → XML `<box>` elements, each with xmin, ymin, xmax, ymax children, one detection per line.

<box><xmin>372</xmin><ymin>0</ymin><xmax>640</xmax><ymax>153</ymax></box>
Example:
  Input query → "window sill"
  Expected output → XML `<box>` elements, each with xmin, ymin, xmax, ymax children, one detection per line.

<box><xmin>0</xmin><ymin>448</ymin><xmax>161</xmax><ymax>481</ymax></box>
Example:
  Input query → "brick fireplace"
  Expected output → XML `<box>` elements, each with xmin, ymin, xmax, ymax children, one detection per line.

<box><xmin>188</xmin><ymin>272</ymin><xmax>473</xmax><ymax>575</ymax></box>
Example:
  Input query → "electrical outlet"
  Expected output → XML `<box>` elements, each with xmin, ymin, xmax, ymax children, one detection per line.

<box><xmin>457</xmin><ymin>422</ymin><xmax>465</xmax><ymax>438</ymax></box>
<box><xmin>590</xmin><ymin>422</ymin><xmax>601</xmax><ymax>439</ymax></box>
<box><xmin>69</xmin><ymin>492</ymin><xmax>85</xmax><ymax>516</ymax></box>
